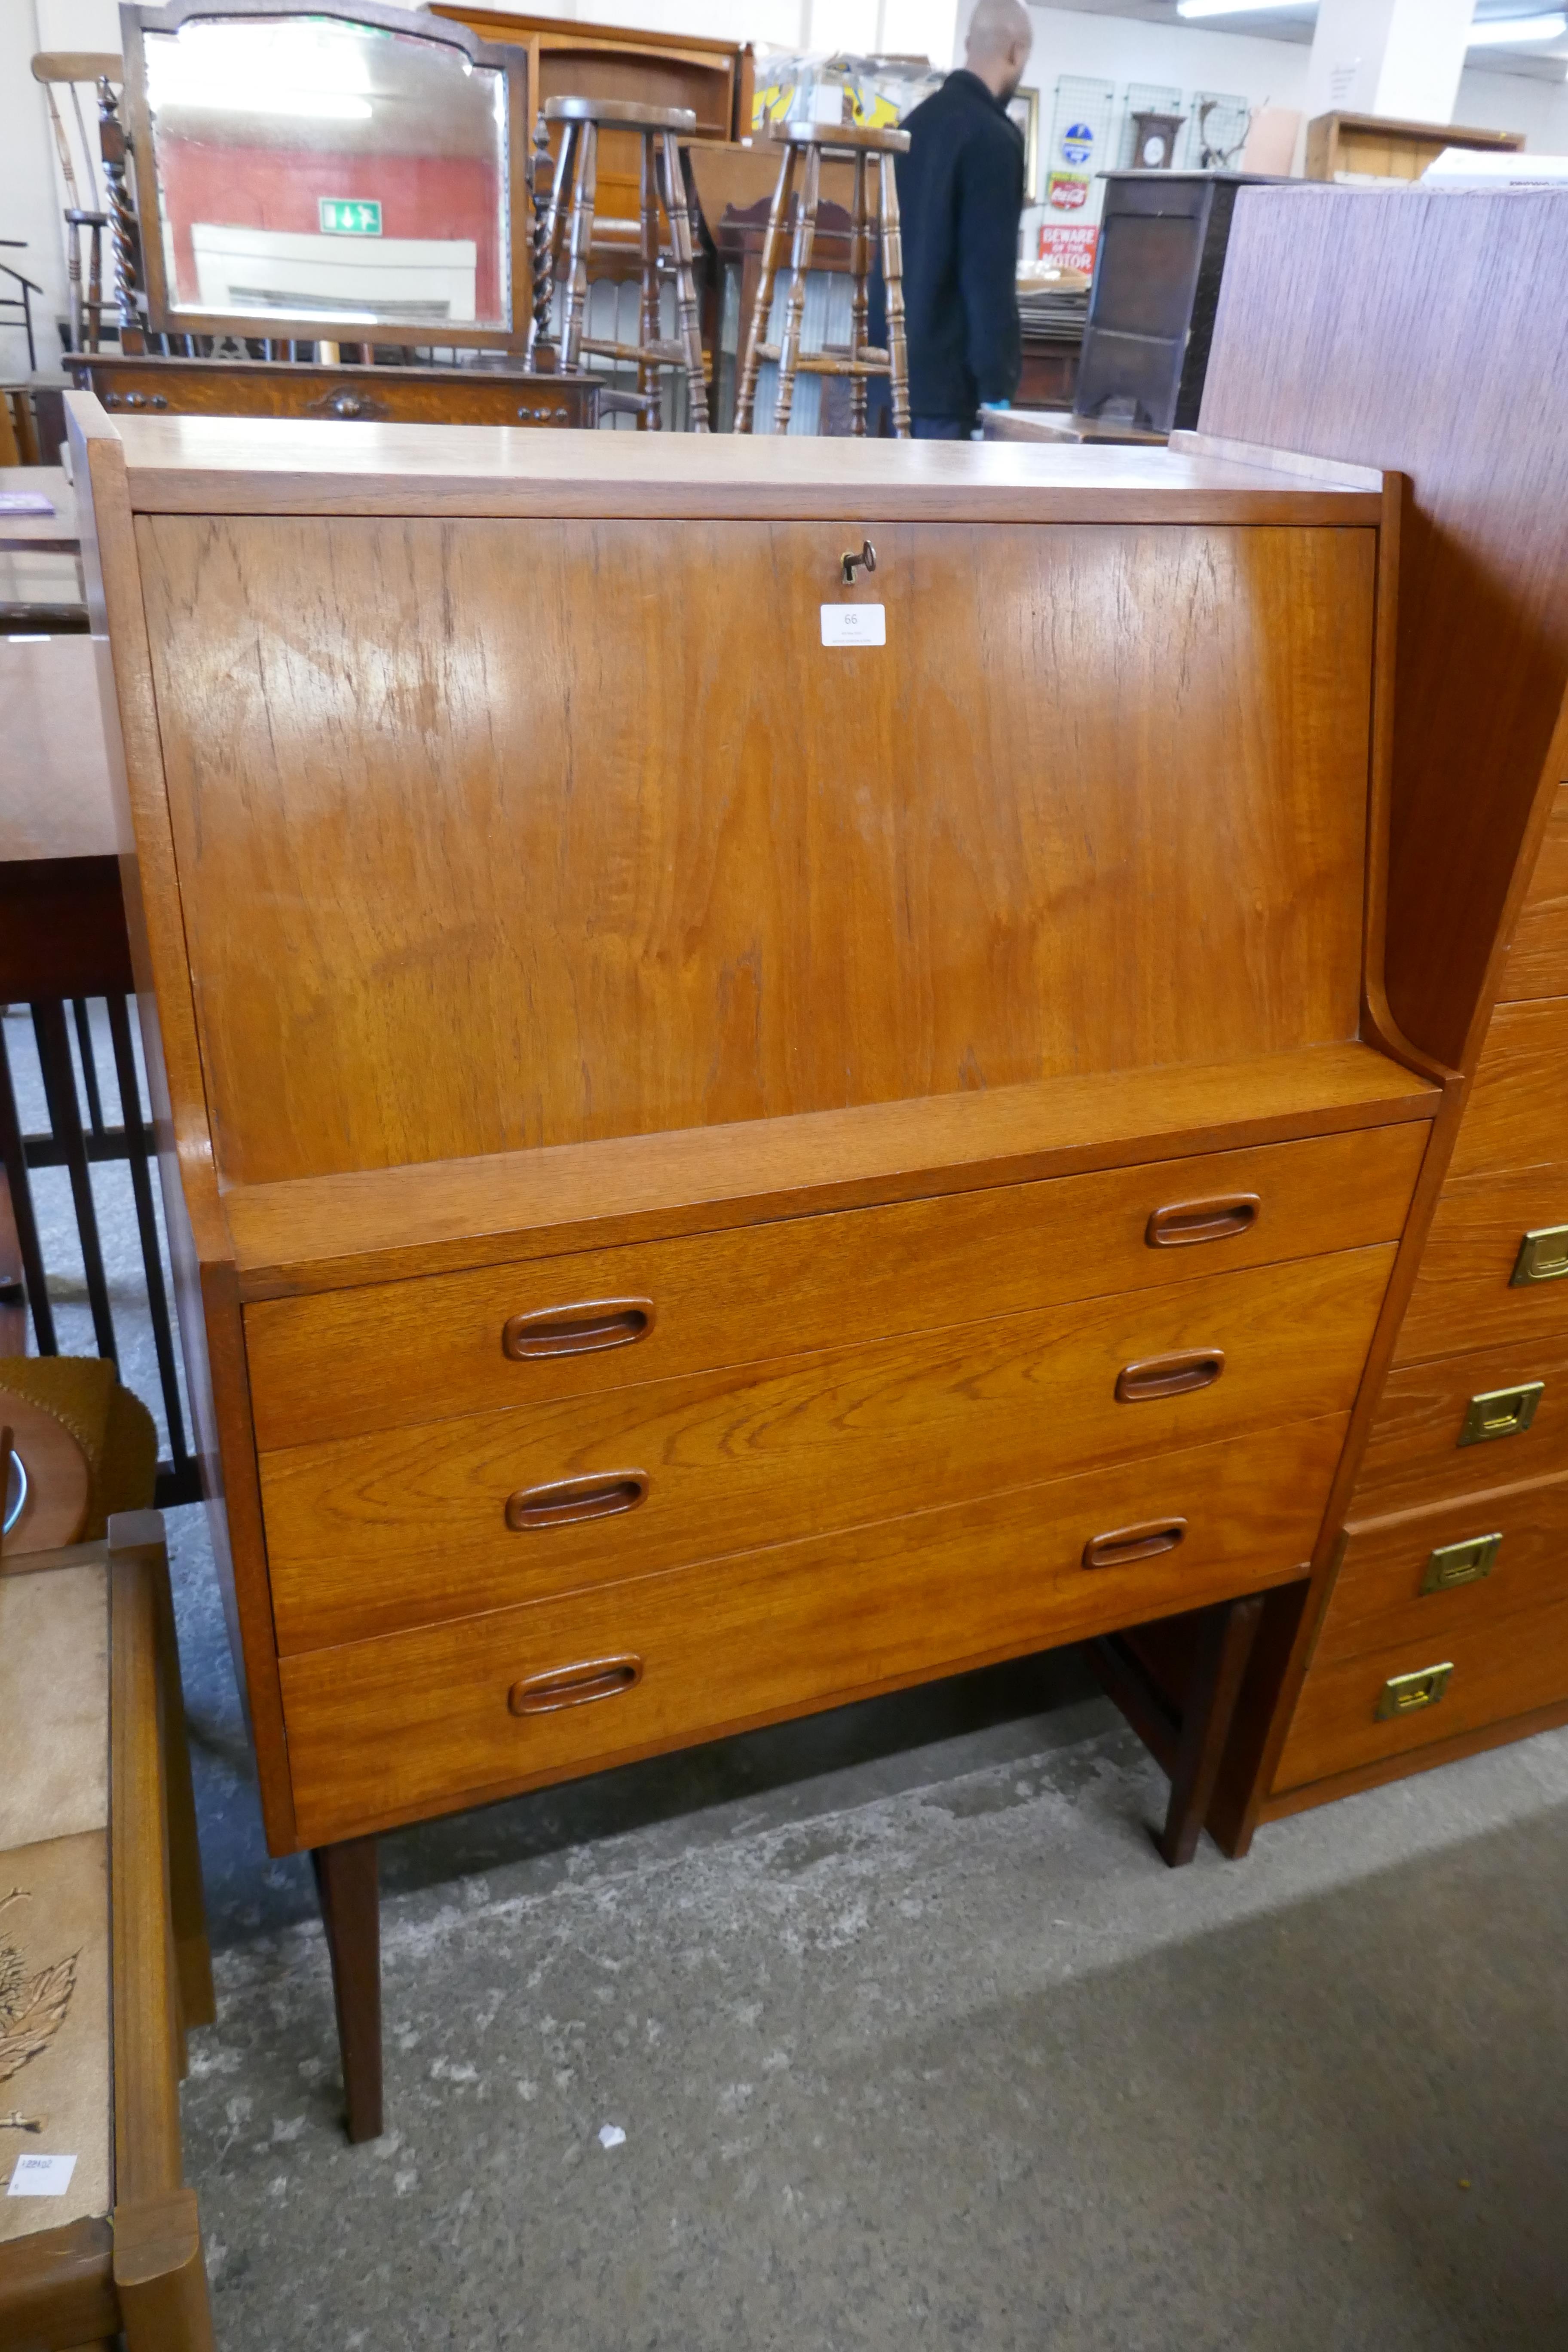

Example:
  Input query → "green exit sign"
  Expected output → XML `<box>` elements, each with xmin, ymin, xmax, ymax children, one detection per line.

<box><xmin>319</xmin><ymin>198</ymin><xmax>381</xmax><ymax>236</ymax></box>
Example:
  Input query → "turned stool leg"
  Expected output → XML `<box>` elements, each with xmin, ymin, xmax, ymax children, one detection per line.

<box><xmin>311</xmin><ymin>1836</ymin><xmax>383</xmax><ymax>2142</ymax></box>
<box><xmin>559</xmin><ymin>119</ymin><xmax>597</xmax><ymax>374</ymax></box>
<box><xmin>659</xmin><ymin>129</ymin><xmax>709</xmax><ymax>433</ymax></box>
<box><xmin>637</xmin><ymin>131</ymin><xmax>662</xmax><ymax>429</ymax></box>
<box><xmin>525</xmin><ymin>111</ymin><xmax>567</xmax><ymax>370</ymax></box>
<box><xmin>848</xmin><ymin>151</ymin><xmax>870</xmax><ymax>438</ymax></box>
<box><xmin>773</xmin><ymin>141</ymin><xmax>821</xmax><ymax>435</ymax></box>
<box><xmin>735</xmin><ymin>142</ymin><xmax>794</xmax><ymax>432</ymax></box>
<box><xmin>879</xmin><ymin>151</ymin><xmax>911</xmax><ymax>440</ymax></box>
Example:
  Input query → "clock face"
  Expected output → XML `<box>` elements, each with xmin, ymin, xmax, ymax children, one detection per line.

<box><xmin>1142</xmin><ymin>132</ymin><xmax>1165</xmax><ymax>165</ymax></box>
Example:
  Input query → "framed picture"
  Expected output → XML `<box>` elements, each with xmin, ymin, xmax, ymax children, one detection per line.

<box><xmin>1008</xmin><ymin>86</ymin><xmax>1041</xmax><ymax>199</ymax></box>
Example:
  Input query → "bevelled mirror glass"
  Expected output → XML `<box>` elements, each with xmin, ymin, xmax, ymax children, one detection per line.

<box><xmin>133</xmin><ymin>6</ymin><xmax>516</xmax><ymax>338</ymax></box>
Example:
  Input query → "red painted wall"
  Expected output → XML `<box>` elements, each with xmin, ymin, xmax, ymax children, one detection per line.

<box><xmin>157</xmin><ymin>139</ymin><xmax>503</xmax><ymax>318</ymax></box>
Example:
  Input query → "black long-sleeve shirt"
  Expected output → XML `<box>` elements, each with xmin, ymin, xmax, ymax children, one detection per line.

<box><xmin>895</xmin><ymin>69</ymin><xmax>1025</xmax><ymax>420</ymax></box>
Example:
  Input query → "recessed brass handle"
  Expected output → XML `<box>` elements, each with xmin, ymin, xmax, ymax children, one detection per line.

<box><xmin>1115</xmin><ymin>1350</ymin><xmax>1225</xmax><ymax>1403</ymax></box>
<box><xmin>1458</xmin><ymin>1381</ymin><xmax>1544</xmax><ymax>1446</ymax></box>
<box><xmin>502</xmin><ymin>1299</ymin><xmax>654</xmax><ymax>1360</ymax></box>
<box><xmin>1146</xmin><ymin>1195</ymin><xmax>1260</xmax><ymax>1248</ymax></box>
<box><xmin>1082</xmin><ymin>1518</ymin><xmax>1188</xmax><ymax>1570</ymax></box>
<box><xmin>1374</xmin><ymin>1662</ymin><xmax>1452</xmax><ymax>1721</ymax></box>
<box><xmin>1511</xmin><ymin>1226</ymin><xmax>1568</xmax><ymax>1286</ymax></box>
<box><xmin>505</xmin><ymin>1472</ymin><xmax>648</xmax><ymax>1530</ymax></box>
<box><xmin>508</xmin><ymin>1654</ymin><xmax>643</xmax><ymax>1715</ymax></box>
<box><xmin>1421</xmin><ymin>1532</ymin><xmax>1501</xmax><ymax>1594</ymax></box>
<box><xmin>840</xmin><ymin>539</ymin><xmax>876</xmax><ymax>585</ymax></box>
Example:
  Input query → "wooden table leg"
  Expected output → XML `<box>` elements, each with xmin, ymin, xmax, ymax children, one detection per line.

<box><xmin>311</xmin><ymin>1837</ymin><xmax>383</xmax><ymax>2143</ymax></box>
<box><xmin>1090</xmin><ymin>1590</ymin><xmax>1267</xmax><ymax>1869</ymax></box>
<box><xmin>1156</xmin><ymin>1595</ymin><xmax>1265</xmax><ymax>1868</ymax></box>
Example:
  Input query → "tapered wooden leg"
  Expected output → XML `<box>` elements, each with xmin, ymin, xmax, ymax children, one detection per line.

<box><xmin>115</xmin><ymin>2187</ymin><xmax>217</xmax><ymax>2352</ymax></box>
<box><xmin>311</xmin><ymin>1837</ymin><xmax>383</xmax><ymax>2143</ymax></box>
<box><xmin>1089</xmin><ymin>1592</ymin><xmax>1266</xmax><ymax>1868</ymax></box>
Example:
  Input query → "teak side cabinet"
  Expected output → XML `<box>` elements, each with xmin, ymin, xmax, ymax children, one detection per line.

<box><xmin>70</xmin><ymin>401</ymin><xmax>1555</xmax><ymax>2137</ymax></box>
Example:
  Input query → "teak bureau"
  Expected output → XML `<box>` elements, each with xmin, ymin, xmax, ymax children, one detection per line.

<box><xmin>74</xmin><ymin>401</ymin><xmax>1443</xmax><ymax>2136</ymax></box>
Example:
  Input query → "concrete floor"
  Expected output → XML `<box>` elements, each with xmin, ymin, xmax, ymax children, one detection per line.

<box><xmin>11</xmin><ymin>1004</ymin><xmax>1568</xmax><ymax>2348</ymax></box>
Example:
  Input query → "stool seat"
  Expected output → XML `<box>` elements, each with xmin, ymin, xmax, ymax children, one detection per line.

<box><xmin>770</xmin><ymin>118</ymin><xmax>912</xmax><ymax>154</ymax></box>
<box><xmin>528</xmin><ymin>96</ymin><xmax>710</xmax><ymax>430</ymax></box>
<box><xmin>544</xmin><ymin>96</ymin><xmax>698</xmax><ymax>133</ymax></box>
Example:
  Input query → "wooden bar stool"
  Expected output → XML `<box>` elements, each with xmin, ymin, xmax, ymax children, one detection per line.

<box><xmin>735</xmin><ymin>117</ymin><xmax>911</xmax><ymax>438</ymax></box>
<box><xmin>528</xmin><ymin>96</ymin><xmax>709</xmax><ymax>432</ymax></box>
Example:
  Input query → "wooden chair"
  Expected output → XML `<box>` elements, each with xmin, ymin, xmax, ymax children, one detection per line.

<box><xmin>528</xmin><ymin>96</ymin><xmax>710</xmax><ymax>431</ymax></box>
<box><xmin>30</xmin><ymin>55</ymin><xmax>122</xmax><ymax>359</ymax></box>
<box><xmin>735</xmin><ymin>116</ymin><xmax>911</xmax><ymax>438</ymax></box>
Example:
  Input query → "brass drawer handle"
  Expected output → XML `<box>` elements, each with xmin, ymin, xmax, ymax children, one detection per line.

<box><xmin>503</xmin><ymin>1299</ymin><xmax>654</xmax><ymax>1359</ymax></box>
<box><xmin>1145</xmin><ymin>1195</ymin><xmax>1260</xmax><ymax>1248</ymax></box>
<box><xmin>1421</xmin><ymin>1532</ymin><xmax>1501</xmax><ymax>1594</ymax></box>
<box><xmin>1375</xmin><ymin>1662</ymin><xmax>1452</xmax><ymax>1721</ymax></box>
<box><xmin>1458</xmin><ymin>1381</ymin><xmax>1543</xmax><ymax>1446</ymax></box>
<box><xmin>509</xmin><ymin>1653</ymin><xmax>643</xmax><ymax>1715</ymax></box>
<box><xmin>1511</xmin><ymin>1226</ymin><xmax>1568</xmax><ymax>1286</ymax></box>
<box><xmin>505</xmin><ymin>1472</ymin><xmax>648</xmax><ymax>1530</ymax></box>
<box><xmin>1082</xmin><ymin>1517</ymin><xmax>1188</xmax><ymax>1570</ymax></box>
<box><xmin>1115</xmin><ymin>1350</ymin><xmax>1225</xmax><ymax>1403</ymax></box>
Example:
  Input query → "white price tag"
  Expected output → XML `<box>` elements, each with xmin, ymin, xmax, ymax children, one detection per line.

<box><xmin>821</xmin><ymin>603</ymin><xmax>885</xmax><ymax>647</ymax></box>
<box><xmin>7</xmin><ymin>2153</ymin><xmax>77</xmax><ymax>2197</ymax></box>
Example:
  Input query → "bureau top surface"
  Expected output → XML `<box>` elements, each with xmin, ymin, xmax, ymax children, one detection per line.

<box><xmin>89</xmin><ymin>407</ymin><xmax>1384</xmax><ymax>521</ymax></box>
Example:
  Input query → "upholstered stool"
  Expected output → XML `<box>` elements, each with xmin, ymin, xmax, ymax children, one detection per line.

<box><xmin>735</xmin><ymin>117</ymin><xmax>912</xmax><ymax>439</ymax></box>
<box><xmin>527</xmin><ymin>96</ymin><xmax>710</xmax><ymax>432</ymax></box>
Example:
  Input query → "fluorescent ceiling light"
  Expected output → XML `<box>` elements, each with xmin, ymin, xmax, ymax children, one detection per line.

<box><xmin>1176</xmin><ymin>0</ymin><xmax>1307</xmax><ymax>17</ymax></box>
<box><xmin>1467</xmin><ymin>10</ymin><xmax>1568</xmax><ymax>37</ymax></box>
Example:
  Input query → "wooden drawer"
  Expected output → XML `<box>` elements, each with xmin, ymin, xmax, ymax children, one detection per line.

<box><xmin>279</xmin><ymin>1414</ymin><xmax>1348</xmax><ymax>1845</ymax></box>
<box><xmin>1394</xmin><ymin>1164</ymin><xmax>1568</xmax><ymax>1366</ymax></box>
<box><xmin>1501</xmin><ymin>783</ymin><xmax>1568</xmax><ymax>1003</ymax></box>
<box><xmin>1352</xmin><ymin>1331</ymin><xmax>1568</xmax><ymax>1519</ymax></box>
<box><xmin>74</xmin><ymin>356</ymin><xmax>599</xmax><ymax>429</ymax></box>
<box><xmin>1448</xmin><ymin>998</ymin><xmax>1568</xmax><ymax>1181</ymax></box>
<box><xmin>261</xmin><ymin>1244</ymin><xmax>1393</xmax><ymax>1652</ymax></box>
<box><xmin>244</xmin><ymin>1123</ymin><xmax>1426</xmax><ymax>1449</ymax></box>
<box><xmin>1274</xmin><ymin>1579</ymin><xmax>1568</xmax><ymax>1792</ymax></box>
<box><xmin>1311</xmin><ymin>1470</ymin><xmax>1568</xmax><ymax>1671</ymax></box>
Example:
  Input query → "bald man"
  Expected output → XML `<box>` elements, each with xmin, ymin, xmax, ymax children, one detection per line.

<box><xmin>894</xmin><ymin>0</ymin><xmax>1032</xmax><ymax>438</ymax></box>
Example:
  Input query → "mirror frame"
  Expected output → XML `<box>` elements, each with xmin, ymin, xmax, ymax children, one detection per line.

<box><xmin>122</xmin><ymin>0</ymin><xmax>530</xmax><ymax>349</ymax></box>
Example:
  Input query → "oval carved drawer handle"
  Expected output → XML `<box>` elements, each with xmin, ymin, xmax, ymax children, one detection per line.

<box><xmin>509</xmin><ymin>1653</ymin><xmax>644</xmax><ymax>1716</ymax></box>
<box><xmin>1115</xmin><ymin>1350</ymin><xmax>1225</xmax><ymax>1403</ymax></box>
<box><xmin>503</xmin><ymin>1298</ymin><xmax>654</xmax><ymax>1360</ymax></box>
<box><xmin>1145</xmin><ymin>1195</ymin><xmax>1260</xmax><ymax>1248</ymax></box>
<box><xmin>1082</xmin><ymin>1518</ymin><xmax>1188</xmax><ymax>1570</ymax></box>
<box><xmin>505</xmin><ymin>1471</ymin><xmax>648</xmax><ymax>1530</ymax></box>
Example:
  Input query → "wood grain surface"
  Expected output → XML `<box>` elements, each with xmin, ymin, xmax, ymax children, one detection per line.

<box><xmin>1197</xmin><ymin>186</ymin><xmax>1568</xmax><ymax>1074</ymax></box>
<box><xmin>1273</xmin><ymin>1579</ymin><xmax>1568</xmax><ymax>1792</ymax></box>
<box><xmin>1393</xmin><ymin>1162</ymin><xmax>1568</xmax><ymax>1366</ymax></box>
<box><xmin>278</xmin><ymin>1412</ymin><xmax>1348</xmax><ymax>1845</ymax></box>
<box><xmin>92</xmin><ymin>403</ymin><xmax>1384</xmax><ymax>520</ymax></box>
<box><xmin>260</xmin><ymin>1245</ymin><xmax>1394</xmax><ymax>1651</ymax></box>
<box><xmin>1354</xmin><ymin>1330</ymin><xmax>1568</xmax><ymax>1519</ymax></box>
<box><xmin>223</xmin><ymin>1045</ymin><xmax>1438</xmax><ymax>1299</ymax></box>
<box><xmin>1313</xmin><ymin>1468</ymin><xmax>1568</xmax><ymax>1670</ymax></box>
<box><xmin>138</xmin><ymin>512</ymin><xmax>1375</xmax><ymax>1186</ymax></box>
<box><xmin>245</xmin><ymin>1124</ymin><xmax>1425</xmax><ymax>1449</ymax></box>
<box><xmin>1447</xmin><ymin>997</ymin><xmax>1568</xmax><ymax>1180</ymax></box>
<box><xmin>1500</xmin><ymin>782</ymin><xmax>1568</xmax><ymax>1002</ymax></box>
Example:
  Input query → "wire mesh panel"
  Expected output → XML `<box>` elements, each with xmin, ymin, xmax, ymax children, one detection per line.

<box><xmin>1042</xmin><ymin>76</ymin><xmax>1115</xmax><ymax>221</ymax></box>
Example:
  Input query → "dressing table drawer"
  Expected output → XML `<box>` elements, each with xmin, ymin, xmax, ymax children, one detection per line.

<box><xmin>260</xmin><ymin>1244</ymin><xmax>1393</xmax><ymax>1651</ymax></box>
<box><xmin>279</xmin><ymin>1413</ymin><xmax>1348</xmax><ymax>1846</ymax></box>
<box><xmin>244</xmin><ymin>1123</ymin><xmax>1424</xmax><ymax>1449</ymax></box>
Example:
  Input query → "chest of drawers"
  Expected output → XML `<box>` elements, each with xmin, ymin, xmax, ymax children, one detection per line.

<box><xmin>75</xmin><ymin>401</ymin><xmax>1438</xmax><ymax>2129</ymax></box>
